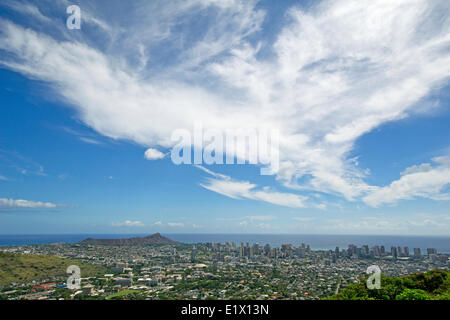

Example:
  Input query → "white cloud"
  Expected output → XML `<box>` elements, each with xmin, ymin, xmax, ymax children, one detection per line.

<box><xmin>112</xmin><ymin>220</ymin><xmax>145</xmax><ymax>227</ymax></box>
<box><xmin>167</xmin><ymin>222</ymin><xmax>184</xmax><ymax>227</ymax></box>
<box><xmin>151</xmin><ymin>221</ymin><xmax>185</xmax><ymax>228</ymax></box>
<box><xmin>111</xmin><ymin>220</ymin><xmax>191</xmax><ymax>228</ymax></box>
<box><xmin>237</xmin><ymin>219</ymin><xmax>273</xmax><ymax>230</ymax></box>
<box><xmin>401</xmin><ymin>163</ymin><xmax>433</xmax><ymax>176</ymax></box>
<box><xmin>201</xmin><ymin>178</ymin><xmax>307</xmax><ymax>208</ymax></box>
<box><xmin>2</xmin><ymin>1</ymin><xmax>52</xmax><ymax>24</ymax></box>
<box><xmin>194</xmin><ymin>165</ymin><xmax>230</xmax><ymax>180</ymax></box>
<box><xmin>363</xmin><ymin>157</ymin><xmax>450</xmax><ymax>207</ymax></box>
<box><xmin>198</xmin><ymin>166</ymin><xmax>307</xmax><ymax>208</ymax></box>
<box><xmin>0</xmin><ymin>0</ymin><xmax>449</xmax><ymax>207</ymax></box>
<box><xmin>144</xmin><ymin>148</ymin><xmax>166</xmax><ymax>160</ymax></box>
<box><xmin>0</xmin><ymin>198</ymin><xmax>61</xmax><ymax>209</ymax></box>
<box><xmin>79</xmin><ymin>137</ymin><xmax>102</xmax><ymax>145</ymax></box>
<box><xmin>321</xmin><ymin>213</ymin><xmax>450</xmax><ymax>235</ymax></box>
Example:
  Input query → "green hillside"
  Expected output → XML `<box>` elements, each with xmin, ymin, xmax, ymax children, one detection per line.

<box><xmin>0</xmin><ymin>251</ymin><xmax>106</xmax><ymax>287</ymax></box>
<box><xmin>328</xmin><ymin>269</ymin><xmax>450</xmax><ymax>300</ymax></box>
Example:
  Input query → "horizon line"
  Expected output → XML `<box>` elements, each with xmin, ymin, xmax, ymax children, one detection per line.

<box><xmin>0</xmin><ymin>232</ymin><xmax>449</xmax><ymax>237</ymax></box>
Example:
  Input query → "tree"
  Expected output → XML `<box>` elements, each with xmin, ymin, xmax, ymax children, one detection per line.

<box><xmin>396</xmin><ymin>288</ymin><xmax>430</xmax><ymax>300</ymax></box>
<box><xmin>327</xmin><ymin>270</ymin><xmax>449</xmax><ymax>300</ymax></box>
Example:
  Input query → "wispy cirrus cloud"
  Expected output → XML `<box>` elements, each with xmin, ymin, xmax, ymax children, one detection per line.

<box><xmin>60</xmin><ymin>126</ymin><xmax>103</xmax><ymax>145</ymax></box>
<box><xmin>79</xmin><ymin>137</ymin><xmax>102</xmax><ymax>145</ymax></box>
<box><xmin>0</xmin><ymin>0</ymin><xmax>450</xmax><ymax>209</ymax></box>
<box><xmin>197</xmin><ymin>165</ymin><xmax>307</xmax><ymax>208</ymax></box>
<box><xmin>2</xmin><ymin>0</ymin><xmax>52</xmax><ymax>24</ymax></box>
<box><xmin>0</xmin><ymin>149</ymin><xmax>46</xmax><ymax>177</ymax></box>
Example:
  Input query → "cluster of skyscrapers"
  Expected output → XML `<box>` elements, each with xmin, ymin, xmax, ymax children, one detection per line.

<box><xmin>191</xmin><ymin>241</ymin><xmax>440</xmax><ymax>261</ymax></box>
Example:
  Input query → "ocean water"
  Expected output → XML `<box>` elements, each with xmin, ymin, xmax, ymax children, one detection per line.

<box><xmin>0</xmin><ymin>234</ymin><xmax>449</xmax><ymax>253</ymax></box>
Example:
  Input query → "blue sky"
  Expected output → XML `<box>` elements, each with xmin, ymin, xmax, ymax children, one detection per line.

<box><xmin>0</xmin><ymin>0</ymin><xmax>450</xmax><ymax>235</ymax></box>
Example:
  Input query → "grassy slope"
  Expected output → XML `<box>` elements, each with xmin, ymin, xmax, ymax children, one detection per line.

<box><xmin>105</xmin><ymin>290</ymin><xmax>140</xmax><ymax>300</ymax></box>
<box><xmin>0</xmin><ymin>252</ymin><xmax>106</xmax><ymax>287</ymax></box>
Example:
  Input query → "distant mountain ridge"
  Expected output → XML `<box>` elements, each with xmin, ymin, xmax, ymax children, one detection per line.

<box><xmin>79</xmin><ymin>233</ymin><xmax>177</xmax><ymax>245</ymax></box>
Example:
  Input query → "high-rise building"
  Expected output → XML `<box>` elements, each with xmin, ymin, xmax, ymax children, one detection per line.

<box><xmin>264</xmin><ymin>244</ymin><xmax>271</xmax><ymax>255</ymax></box>
<box><xmin>374</xmin><ymin>246</ymin><xmax>381</xmax><ymax>257</ymax></box>
<box><xmin>239</xmin><ymin>242</ymin><xmax>244</xmax><ymax>258</ymax></box>
<box><xmin>269</xmin><ymin>247</ymin><xmax>278</xmax><ymax>259</ymax></box>
<box><xmin>403</xmin><ymin>246</ymin><xmax>409</xmax><ymax>257</ymax></box>
<box><xmin>296</xmin><ymin>247</ymin><xmax>306</xmax><ymax>258</ymax></box>
<box><xmin>245</xmin><ymin>242</ymin><xmax>250</xmax><ymax>257</ymax></box>
<box><xmin>335</xmin><ymin>246</ymin><xmax>340</xmax><ymax>257</ymax></box>
<box><xmin>397</xmin><ymin>246</ymin><xmax>402</xmax><ymax>257</ymax></box>
<box><xmin>391</xmin><ymin>246</ymin><xmax>398</xmax><ymax>259</ymax></box>
<box><xmin>414</xmin><ymin>248</ymin><xmax>421</xmax><ymax>257</ymax></box>
<box><xmin>362</xmin><ymin>245</ymin><xmax>369</xmax><ymax>256</ymax></box>
<box><xmin>380</xmin><ymin>246</ymin><xmax>385</xmax><ymax>255</ymax></box>
<box><xmin>252</xmin><ymin>243</ymin><xmax>259</xmax><ymax>256</ymax></box>
<box><xmin>347</xmin><ymin>244</ymin><xmax>357</xmax><ymax>257</ymax></box>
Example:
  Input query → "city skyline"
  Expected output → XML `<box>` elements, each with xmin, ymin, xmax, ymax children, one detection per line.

<box><xmin>1</xmin><ymin>232</ymin><xmax>447</xmax><ymax>300</ymax></box>
<box><xmin>1</xmin><ymin>0</ymin><xmax>450</xmax><ymax>235</ymax></box>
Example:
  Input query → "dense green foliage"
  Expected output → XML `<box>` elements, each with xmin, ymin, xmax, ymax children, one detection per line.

<box><xmin>328</xmin><ymin>269</ymin><xmax>450</xmax><ymax>300</ymax></box>
<box><xmin>0</xmin><ymin>252</ymin><xmax>107</xmax><ymax>287</ymax></box>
